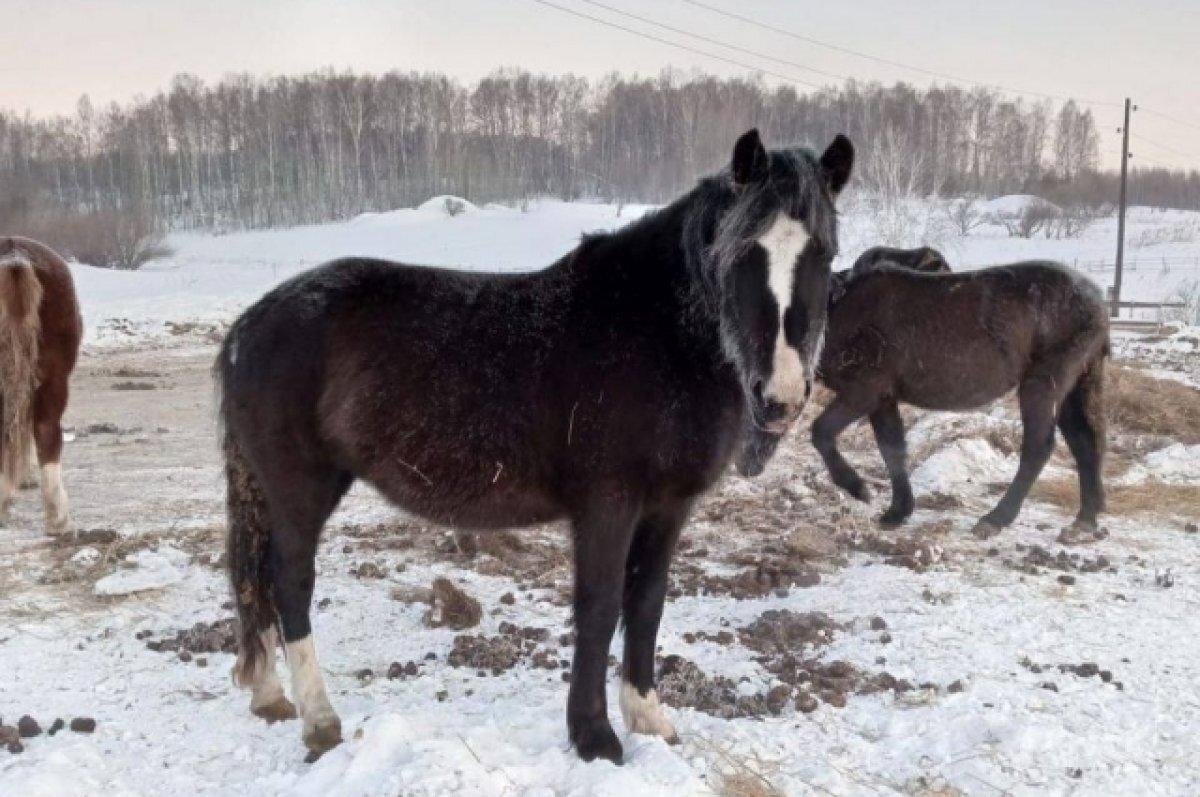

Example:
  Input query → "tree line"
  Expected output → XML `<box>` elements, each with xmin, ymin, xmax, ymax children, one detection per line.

<box><xmin>2</xmin><ymin>69</ymin><xmax>1198</xmax><ymax>237</ymax></box>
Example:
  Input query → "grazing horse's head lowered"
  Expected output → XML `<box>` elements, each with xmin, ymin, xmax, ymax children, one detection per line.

<box><xmin>704</xmin><ymin>129</ymin><xmax>854</xmax><ymax>435</ymax></box>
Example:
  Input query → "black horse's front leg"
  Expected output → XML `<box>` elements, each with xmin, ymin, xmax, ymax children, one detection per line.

<box><xmin>567</xmin><ymin>491</ymin><xmax>640</xmax><ymax>764</ymax></box>
<box><xmin>812</xmin><ymin>398</ymin><xmax>870</xmax><ymax>502</ymax></box>
<box><xmin>620</xmin><ymin>498</ymin><xmax>692</xmax><ymax>745</ymax></box>
<box><xmin>869</xmin><ymin>400</ymin><xmax>914</xmax><ymax>527</ymax></box>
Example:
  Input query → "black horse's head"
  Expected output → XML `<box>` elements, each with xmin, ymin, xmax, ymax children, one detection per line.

<box><xmin>709</xmin><ymin>129</ymin><xmax>854</xmax><ymax>437</ymax></box>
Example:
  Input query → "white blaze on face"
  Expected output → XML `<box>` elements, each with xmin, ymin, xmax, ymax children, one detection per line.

<box><xmin>756</xmin><ymin>213</ymin><xmax>811</xmax><ymax>409</ymax></box>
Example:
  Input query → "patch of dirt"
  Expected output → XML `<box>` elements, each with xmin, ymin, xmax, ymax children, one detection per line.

<box><xmin>1019</xmin><ymin>657</ymin><xmax>1123</xmax><ymax>690</ymax></box>
<box><xmin>455</xmin><ymin>529</ymin><xmax>571</xmax><ymax>587</ymax></box>
<box><xmin>445</xmin><ymin>622</ymin><xmax>561</xmax><ymax>675</ymax></box>
<box><xmin>1004</xmin><ymin>545</ymin><xmax>1115</xmax><ymax>577</ymax></box>
<box><xmin>656</xmin><ymin>655</ymin><xmax>773</xmax><ymax>719</ymax></box>
<box><xmin>111</xmin><ymin>381</ymin><xmax>158</xmax><ymax>391</ymax></box>
<box><xmin>915</xmin><ymin>492</ymin><xmax>965</xmax><ymax>512</ymax></box>
<box><xmin>1106</xmin><ymin>364</ymin><xmax>1200</xmax><ymax>443</ymax></box>
<box><xmin>736</xmin><ymin>610</ymin><xmax>841</xmax><ymax>656</ymax></box>
<box><xmin>670</xmin><ymin>557</ymin><xmax>821</xmax><ymax>600</ymax></box>
<box><xmin>839</xmin><ymin>530</ymin><xmax>945</xmax><ymax>572</ymax></box>
<box><xmin>425</xmin><ymin>578</ymin><xmax>483</xmax><ymax>630</ymax></box>
<box><xmin>142</xmin><ymin>618</ymin><xmax>238</xmax><ymax>662</ymax></box>
<box><xmin>1031</xmin><ymin>476</ymin><xmax>1200</xmax><ymax>519</ymax></box>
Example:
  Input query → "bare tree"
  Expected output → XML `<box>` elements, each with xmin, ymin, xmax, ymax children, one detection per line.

<box><xmin>945</xmin><ymin>197</ymin><xmax>985</xmax><ymax>236</ymax></box>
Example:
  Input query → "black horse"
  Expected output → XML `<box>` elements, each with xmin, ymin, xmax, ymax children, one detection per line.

<box><xmin>814</xmin><ymin>258</ymin><xmax>1108</xmax><ymax>538</ymax></box>
<box><xmin>218</xmin><ymin>129</ymin><xmax>854</xmax><ymax>764</ymax></box>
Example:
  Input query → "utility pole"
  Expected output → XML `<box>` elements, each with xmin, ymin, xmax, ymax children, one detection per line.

<box><xmin>1112</xmin><ymin>98</ymin><xmax>1133</xmax><ymax>318</ymax></box>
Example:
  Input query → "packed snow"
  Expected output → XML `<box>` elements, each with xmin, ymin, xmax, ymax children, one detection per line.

<box><xmin>1</xmin><ymin>194</ymin><xmax>1198</xmax><ymax>797</ymax></box>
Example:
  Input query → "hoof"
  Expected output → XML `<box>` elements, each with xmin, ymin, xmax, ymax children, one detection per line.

<box><xmin>252</xmin><ymin>696</ymin><xmax>298</xmax><ymax>724</ymax></box>
<box><xmin>1057</xmin><ymin>522</ymin><xmax>1107</xmax><ymax>546</ymax></box>
<box><xmin>302</xmin><ymin>717</ymin><xmax>343</xmax><ymax>761</ymax></box>
<box><xmin>970</xmin><ymin>519</ymin><xmax>1002</xmax><ymax>540</ymax></box>
<box><xmin>877</xmin><ymin>508</ymin><xmax>911</xmax><ymax>529</ymax></box>
<box><xmin>46</xmin><ymin>516</ymin><xmax>72</xmax><ymax>537</ymax></box>
<box><xmin>571</xmin><ymin>719</ymin><xmax>624</xmax><ymax>764</ymax></box>
<box><xmin>848</xmin><ymin>481</ymin><xmax>872</xmax><ymax>503</ymax></box>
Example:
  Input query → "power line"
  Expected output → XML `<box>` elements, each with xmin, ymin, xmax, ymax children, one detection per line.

<box><xmin>1140</xmin><ymin>107</ymin><xmax>1200</xmax><ymax>133</ymax></box>
<box><xmin>574</xmin><ymin>0</ymin><xmax>847</xmax><ymax>82</ymax></box>
<box><xmin>679</xmin><ymin>0</ymin><xmax>1124</xmax><ymax>110</ymax></box>
<box><xmin>526</xmin><ymin>0</ymin><xmax>825</xmax><ymax>89</ymax></box>
<box><xmin>1131</xmin><ymin>133</ymin><xmax>1197</xmax><ymax>163</ymax></box>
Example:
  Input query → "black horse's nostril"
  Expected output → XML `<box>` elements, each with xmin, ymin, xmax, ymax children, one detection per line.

<box><xmin>805</xmin><ymin>380</ymin><xmax>813</xmax><ymax>400</ymax></box>
<box><xmin>751</xmin><ymin>379</ymin><xmax>765</xmax><ymax>404</ymax></box>
<box><xmin>762</xmin><ymin>399</ymin><xmax>789</xmax><ymax>424</ymax></box>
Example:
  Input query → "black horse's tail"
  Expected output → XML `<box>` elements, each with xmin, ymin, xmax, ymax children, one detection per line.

<box><xmin>218</xmin><ymin>335</ymin><xmax>276</xmax><ymax>688</ymax></box>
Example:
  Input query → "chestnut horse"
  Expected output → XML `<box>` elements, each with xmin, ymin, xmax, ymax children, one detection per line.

<box><xmin>0</xmin><ymin>237</ymin><xmax>81</xmax><ymax>535</ymax></box>
<box><xmin>218</xmin><ymin>130</ymin><xmax>854</xmax><ymax>763</ymax></box>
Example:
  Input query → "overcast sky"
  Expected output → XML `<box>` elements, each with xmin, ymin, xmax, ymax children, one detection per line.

<box><xmin>4</xmin><ymin>0</ymin><xmax>1197</xmax><ymax>171</ymax></box>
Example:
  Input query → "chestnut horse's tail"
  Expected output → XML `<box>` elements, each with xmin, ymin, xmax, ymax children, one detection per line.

<box><xmin>222</xmin><ymin>423</ymin><xmax>276</xmax><ymax>687</ymax></box>
<box><xmin>0</xmin><ymin>251</ymin><xmax>43</xmax><ymax>487</ymax></box>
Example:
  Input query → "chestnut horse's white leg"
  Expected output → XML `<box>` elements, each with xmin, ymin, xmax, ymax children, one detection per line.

<box><xmin>20</xmin><ymin>434</ymin><xmax>38</xmax><ymax>489</ymax></box>
<box><xmin>40</xmin><ymin>461</ymin><xmax>70</xmax><ymax>535</ymax></box>
<box><xmin>248</xmin><ymin>626</ymin><xmax>296</xmax><ymax>722</ymax></box>
<box><xmin>286</xmin><ymin>635</ymin><xmax>342</xmax><ymax>757</ymax></box>
<box><xmin>0</xmin><ymin>471</ymin><xmax>15</xmax><ymax>524</ymax></box>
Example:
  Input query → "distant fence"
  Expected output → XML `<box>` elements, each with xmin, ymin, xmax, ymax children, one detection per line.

<box><xmin>1057</xmin><ymin>258</ymin><xmax>1195</xmax><ymax>324</ymax></box>
<box><xmin>1069</xmin><ymin>256</ymin><xmax>1200</xmax><ymax>274</ymax></box>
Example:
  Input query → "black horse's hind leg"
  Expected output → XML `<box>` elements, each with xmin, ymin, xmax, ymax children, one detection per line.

<box><xmin>259</xmin><ymin>456</ymin><xmax>353</xmax><ymax>759</ymax></box>
<box><xmin>973</xmin><ymin>377</ymin><xmax>1058</xmax><ymax>539</ymax></box>
<box><xmin>568</xmin><ymin>491</ymin><xmax>640</xmax><ymax>764</ymax></box>
<box><xmin>812</xmin><ymin>398</ymin><xmax>870</xmax><ymax>502</ymax></box>
<box><xmin>869</xmin><ymin>401</ymin><xmax>914</xmax><ymax>527</ymax></box>
<box><xmin>1057</xmin><ymin>370</ymin><xmax>1106</xmax><ymax>531</ymax></box>
<box><xmin>620</xmin><ymin>498</ymin><xmax>691</xmax><ymax>745</ymax></box>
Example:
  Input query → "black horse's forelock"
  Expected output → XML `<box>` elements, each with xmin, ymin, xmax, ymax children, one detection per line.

<box><xmin>706</xmin><ymin>148</ymin><xmax>838</xmax><ymax>285</ymax></box>
<box><xmin>676</xmin><ymin>147</ymin><xmax>838</xmax><ymax>380</ymax></box>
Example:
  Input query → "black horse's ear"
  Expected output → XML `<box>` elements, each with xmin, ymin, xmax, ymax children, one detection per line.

<box><xmin>819</xmin><ymin>134</ymin><xmax>854</xmax><ymax>196</ymax></box>
<box><xmin>731</xmin><ymin>128</ymin><xmax>769</xmax><ymax>189</ymax></box>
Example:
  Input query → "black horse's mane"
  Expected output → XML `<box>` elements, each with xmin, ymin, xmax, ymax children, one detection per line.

<box><xmin>571</xmin><ymin>146</ymin><xmax>839</xmax><ymax>322</ymax></box>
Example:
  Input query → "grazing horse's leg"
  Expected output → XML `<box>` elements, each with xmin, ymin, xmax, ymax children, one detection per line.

<box><xmin>812</xmin><ymin>398</ymin><xmax>870</xmax><ymax>502</ymax></box>
<box><xmin>568</xmin><ymin>490</ymin><xmax>640</xmax><ymax>764</ymax></box>
<box><xmin>620</xmin><ymin>498</ymin><xmax>692</xmax><ymax>745</ymax></box>
<box><xmin>1056</xmin><ymin>359</ymin><xmax>1107</xmax><ymax>534</ymax></box>
<box><xmin>32</xmin><ymin>373</ymin><xmax>70</xmax><ymax>535</ymax></box>
<box><xmin>973</xmin><ymin>376</ymin><xmax>1059</xmax><ymax>539</ymax></box>
<box><xmin>869</xmin><ymin>401</ymin><xmax>914</xmax><ymax>527</ymax></box>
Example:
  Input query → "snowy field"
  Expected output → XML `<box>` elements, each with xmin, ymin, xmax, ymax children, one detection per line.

<box><xmin>1</xmin><ymin>196</ymin><xmax>1199</xmax><ymax>797</ymax></box>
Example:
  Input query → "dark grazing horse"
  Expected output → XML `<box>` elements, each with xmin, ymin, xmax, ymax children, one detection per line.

<box><xmin>0</xmin><ymin>237</ymin><xmax>81</xmax><ymax>535</ymax></box>
<box><xmin>827</xmin><ymin>245</ymin><xmax>950</xmax><ymax>309</ymax></box>
<box><xmin>736</xmin><ymin>245</ymin><xmax>951</xmax><ymax>477</ymax></box>
<box><xmin>218</xmin><ymin>129</ymin><xmax>854</xmax><ymax>764</ymax></box>
<box><xmin>813</xmin><ymin>259</ymin><xmax>1108</xmax><ymax>539</ymax></box>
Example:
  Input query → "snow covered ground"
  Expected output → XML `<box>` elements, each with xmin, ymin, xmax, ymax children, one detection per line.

<box><xmin>1</xmin><ymin>196</ymin><xmax>1199</xmax><ymax>797</ymax></box>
